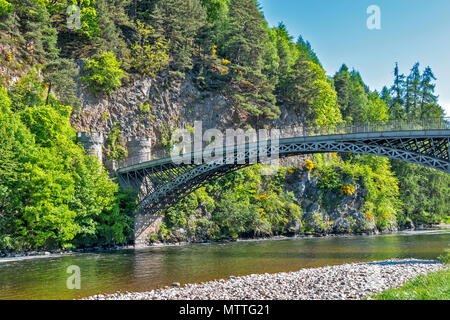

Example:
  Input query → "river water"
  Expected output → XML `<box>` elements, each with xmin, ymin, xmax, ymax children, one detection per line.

<box><xmin>0</xmin><ymin>229</ymin><xmax>449</xmax><ymax>300</ymax></box>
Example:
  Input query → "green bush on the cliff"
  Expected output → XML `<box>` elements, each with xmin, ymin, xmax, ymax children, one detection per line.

<box><xmin>105</xmin><ymin>124</ymin><xmax>128</xmax><ymax>161</ymax></box>
<box><xmin>0</xmin><ymin>0</ymin><xmax>13</xmax><ymax>17</ymax></box>
<box><xmin>156</xmin><ymin>165</ymin><xmax>303</xmax><ymax>241</ymax></box>
<box><xmin>81</xmin><ymin>51</ymin><xmax>124</xmax><ymax>95</ymax></box>
<box><xmin>313</xmin><ymin>153</ymin><xmax>401</xmax><ymax>231</ymax></box>
<box><xmin>131</xmin><ymin>20</ymin><xmax>170</xmax><ymax>77</ymax></box>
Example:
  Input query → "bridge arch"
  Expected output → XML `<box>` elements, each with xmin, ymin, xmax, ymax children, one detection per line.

<box><xmin>115</xmin><ymin>121</ymin><xmax>450</xmax><ymax>245</ymax></box>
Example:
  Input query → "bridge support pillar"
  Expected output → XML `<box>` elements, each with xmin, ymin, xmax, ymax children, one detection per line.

<box><xmin>121</xmin><ymin>137</ymin><xmax>162</xmax><ymax>246</ymax></box>
<box><xmin>134</xmin><ymin>213</ymin><xmax>163</xmax><ymax>247</ymax></box>
<box><xmin>77</xmin><ymin>132</ymin><xmax>104</xmax><ymax>164</ymax></box>
<box><xmin>126</xmin><ymin>137</ymin><xmax>152</xmax><ymax>166</ymax></box>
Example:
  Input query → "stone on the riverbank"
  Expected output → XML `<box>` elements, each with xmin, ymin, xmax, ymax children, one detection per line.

<box><xmin>84</xmin><ymin>259</ymin><xmax>446</xmax><ymax>301</ymax></box>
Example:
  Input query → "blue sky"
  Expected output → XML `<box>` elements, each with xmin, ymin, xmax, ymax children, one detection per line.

<box><xmin>259</xmin><ymin>0</ymin><xmax>450</xmax><ymax>116</ymax></box>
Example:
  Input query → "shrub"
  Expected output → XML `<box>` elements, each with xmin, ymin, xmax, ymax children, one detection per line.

<box><xmin>0</xmin><ymin>0</ymin><xmax>13</xmax><ymax>17</ymax></box>
<box><xmin>340</xmin><ymin>184</ymin><xmax>355</xmax><ymax>195</ymax></box>
<box><xmin>438</xmin><ymin>249</ymin><xmax>450</xmax><ymax>264</ymax></box>
<box><xmin>305</xmin><ymin>159</ymin><xmax>314</xmax><ymax>171</ymax></box>
<box><xmin>131</xmin><ymin>20</ymin><xmax>169</xmax><ymax>77</ymax></box>
<box><xmin>81</xmin><ymin>52</ymin><xmax>124</xmax><ymax>95</ymax></box>
<box><xmin>105</xmin><ymin>124</ymin><xmax>128</xmax><ymax>161</ymax></box>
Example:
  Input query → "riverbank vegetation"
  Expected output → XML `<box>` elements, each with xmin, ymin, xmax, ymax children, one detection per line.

<box><xmin>373</xmin><ymin>268</ymin><xmax>450</xmax><ymax>300</ymax></box>
<box><xmin>0</xmin><ymin>81</ymin><xmax>135</xmax><ymax>251</ymax></box>
<box><xmin>0</xmin><ymin>0</ymin><xmax>448</xmax><ymax>250</ymax></box>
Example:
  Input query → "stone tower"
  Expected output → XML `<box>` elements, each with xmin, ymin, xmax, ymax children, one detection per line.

<box><xmin>76</xmin><ymin>132</ymin><xmax>104</xmax><ymax>164</ymax></box>
<box><xmin>126</xmin><ymin>137</ymin><xmax>152</xmax><ymax>166</ymax></box>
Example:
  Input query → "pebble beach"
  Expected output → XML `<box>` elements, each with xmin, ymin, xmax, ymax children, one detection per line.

<box><xmin>85</xmin><ymin>259</ymin><xmax>446</xmax><ymax>300</ymax></box>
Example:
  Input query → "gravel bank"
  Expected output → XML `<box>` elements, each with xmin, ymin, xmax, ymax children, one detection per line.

<box><xmin>85</xmin><ymin>259</ymin><xmax>447</xmax><ymax>300</ymax></box>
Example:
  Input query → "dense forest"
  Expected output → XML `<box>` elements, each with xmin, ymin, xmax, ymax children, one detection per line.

<box><xmin>0</xmin><ymin>0</ymin><xmax>448</xmax><ymax>250</ymax></box>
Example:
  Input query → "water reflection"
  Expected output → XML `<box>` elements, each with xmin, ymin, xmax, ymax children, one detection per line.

<box><xmin>0</xmin><ymin>230</ymin><xmax>448</xmax><ymax>300</ymax></box>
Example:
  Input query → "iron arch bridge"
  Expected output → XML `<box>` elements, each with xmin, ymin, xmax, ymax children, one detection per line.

<box><xmin>115</xmin><ymin>118</ymin><xmax>450</xmax><ymax>244</ymax></box>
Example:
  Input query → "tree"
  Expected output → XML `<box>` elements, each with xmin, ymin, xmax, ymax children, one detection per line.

<box><xmin>201</xmin><ymin>0</ymin><xmax>229</xmax><ymax>23</ymax></box>
<box><xmin>365</xmin><ymin>91</ymin><xmax>388</xmax><ymax>123</ymax></box>
<box><xmin>150</xmin><ymin>0</ymin><xmax>207</xmax><ymax>71</ymax></box>
<box><xmin>418</xmin><ymin>66</ymin><xmax>443</xmax><ymax>119</ymax></box>
<box><xmin>281</xmin><ymin>56</ymin><xmax>341</xmax><ymax>127</ymax></box>
<box><xmin>270</xmin><ymin>23</ymin><xmax>297</xmax><ymax>93</ymax></box>
<box><xmin>223</xmin><ymin>0</ymin><xmax>267</xmax><ymax>70</ymax></box>
<box><xmin>333</xmin><ymin>64</ymin><xmax>352</xmax><ymax>118</ymax></box>
<box><xmin>391</xmin><ymin>160</ymin><xmax>449</xmax><ymax>225</ymax></box>
<box><xmin>81</xmin><ymin>51</ymin><xmax>124</xmax><ymax>95</ymax></box>
<box><xmin>347</xmin><ymin>71</ymin><xmax>369</xmax><ymax>123</ymax></box>
<box><xmin>0</xmin><ymin>83</ymin><xmax>133</xmax><ymax>250</ymax></box>
<box><xmin>388</xmin><ymin>62</ymin><xmax>406</xmax><ymax>119</ymax></box>
<box><xmin>130</xmin><ymin>20</ymin><xmax>170</xmax><ymax>77</ymax></box>
<box><xmin>43</xmin><ymin>58</ymin><xmax>80</xmax><ymax>109</ymax></box>
<box><xmin>296</xmin><ymin>35</ymin><xmax>320</xmax><ymax>65</ymax></box>
<box><xmin>404</xmin><ymin>62</ymin><xmax>421</xmax><ymax>117</ymax></box>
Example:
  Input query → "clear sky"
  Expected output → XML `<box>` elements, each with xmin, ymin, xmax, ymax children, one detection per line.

<box><xmin>259</xmin><ymin>0</ymin><xmax>450</xmax><ymax>116</ymax></box>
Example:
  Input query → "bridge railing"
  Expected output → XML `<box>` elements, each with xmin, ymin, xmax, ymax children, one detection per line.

<box><xmin>280</xmin><ymin>117</ymin><xmax>450</xmax><ymax>138</ymax></box>
<box><xmin>114</xmin><ymin>117</ymin><xmax>450</xmax><ymax>170</ymax></box>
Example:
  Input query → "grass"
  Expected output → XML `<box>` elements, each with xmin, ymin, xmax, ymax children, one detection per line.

<box><xmin>373</xmin><ymin>268</ymin><xmax>450</xmax><ymax>300</ymax></box>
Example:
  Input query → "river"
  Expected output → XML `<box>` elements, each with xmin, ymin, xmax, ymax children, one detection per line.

<box><xmin>0</xmin><ymin>229</ymin><xmax>449</xmax><ymax>300</ymax></box>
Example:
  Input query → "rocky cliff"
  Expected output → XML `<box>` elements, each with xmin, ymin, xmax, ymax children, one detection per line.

<box><xmin>72</xmin><ymin>73</ymin><xmax>381</xmax><ymax>242</ymax></box>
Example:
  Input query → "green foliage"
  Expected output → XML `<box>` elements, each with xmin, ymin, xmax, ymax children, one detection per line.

<box><xmin>43</xmin><ymin>58</ymin><xmax>80</xmax><ymax>110</ymax></box>
<box><xmin>105</xmin><ymin>124</ymin><xmax>128</xmax><ymax>161</ymax></box>
<box><xmin>149</xmin><ymin>0</ymin><xmax>207</xmax><ymax>71</ymax></box>
<box><xmin>201</xmin><ymin>0</ymin><xmax>229</xmax><ymax>23</ymax></box>
<box><xmin>130</xmin><ymin>20</ymin><xmax>169</xmax><ymax>77</ymax></box>
<box><xmin>8</xmin><ymin>69</ymin><xmax>46</xmax><ymax>112</ymax></box>
<box><xmin>157</xmin><ymin>165</ymin><xmax>303</xmax><ymax>241</ymax></box>
<box><xmin>383</xmin><ymin>62</ymin><xmax>444</xmax><ymax>120</ymax></box>
<box><xmin>373</xmin><ymin>268</ymin><xmax>450</xmax><ymax>300</ymax></box>
<box><xmin>280</xmin><ymin>56</ymin><xmax>342</xmax><ymax>127</ymax></box>
<box><xmin>391</xmin><ymin>160</ymin><xmax>449</xmax><ymax>225</ymax></box>
<box><xmin>223</xmin><ymin>0</ymin><xmax>266</xmax><ymax>71</ymax></box>
<box><xmin>0</xmin><ymin>0</ymin><xmax>13</xmax><ymax>16</ymax></box>
<box><xmin>0</xmin><ymin>84</ymin><xmax>132</xmax><ymax>250</ymax></box>
<box><xmin>314</xmin><ymin>153</ymin><xmax>401</xmax><ymax>231</ymax></box>
<box><xmin>382</xmin><ymin>63</ymin><xmax>448</xmax><ymax>226</ymax></box>
<box><xmin>81</xmin><ymin>51</ymin><xmax>124</xmax><ymax>95</ymax></box>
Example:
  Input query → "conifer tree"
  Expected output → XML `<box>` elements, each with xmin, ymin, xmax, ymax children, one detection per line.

<box><xmin>418</xmin><ymin>66</ymin><xmax>443</xmax><ymax>119</ymax></box>
<box><xmin>333</xmin><ymin>64</ymin><xmax>352</xmax><ymax>119</ymax></box>
<box><xmin>223</xmin><ymin>0</ymin><xmax>267</xmax><ymax>71</ymax></box>
<box><xmin>405</xmin><ymin>63</ymin><xmax>421</xmax><ymax>117</ymax></box>
<box><xmin>388</xmin><ymin>62</ymin><xmax>406</xmax><ymax>119</ymax></box>
<box><xmin>150</xmin><ymin>0</ymin><xmax>207</xmax><ymax>71</ymax></box>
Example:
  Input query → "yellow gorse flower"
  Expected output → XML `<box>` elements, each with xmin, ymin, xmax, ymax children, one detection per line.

<box><xmin>305</xmin><ymin>159</ymin><xmax>314</xmax><ymax>171</ymax></box>
<box><xmin>340</xmin><ymin>184</ymin><xmax>356</xmax><ymax>195</ymax></box>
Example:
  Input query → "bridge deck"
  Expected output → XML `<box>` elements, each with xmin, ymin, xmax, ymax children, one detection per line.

<box><xmin>117</xmin><ymin>129</ymin><xmax>450</xmax><ymax>174</ymax></box>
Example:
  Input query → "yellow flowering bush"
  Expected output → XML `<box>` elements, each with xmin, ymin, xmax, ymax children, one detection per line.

<box><xmin>256</xmin><ymin>194</ymin><xmax>268</xmax><ymax>200</ymax></box>
<box><xmin>340</xmin><ymin>184</ymin><xmax>356</xmax><ymax>195</ymax></box>
<box><xmin>364</xmin><ymin>211</ymin><xmax>374</xmax><ymax>222</ymax></box>
<box><xmin>305</xmin><ymin>159</ymin><xmax>314</xmax><ymax>171</ymax></box>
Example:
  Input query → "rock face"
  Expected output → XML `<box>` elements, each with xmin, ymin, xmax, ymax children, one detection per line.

<box><xmin>71</xmin><ymin>72</ymin><xmax>309</xmax><ymax>167</ymax></box>
<box><xmin>72</xmin><ymin>74</ymin><xmax>378</xmax><ymax>244</ymax></box>
<box><xmin>284</xmin><ymin>170</ymin><xmax>377</xmax><ymax>235</ymax></box>
<box><xmin>72</xmin><ymin>73</ymin><xmax>314</xmax><ymax>244</ymax></box>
